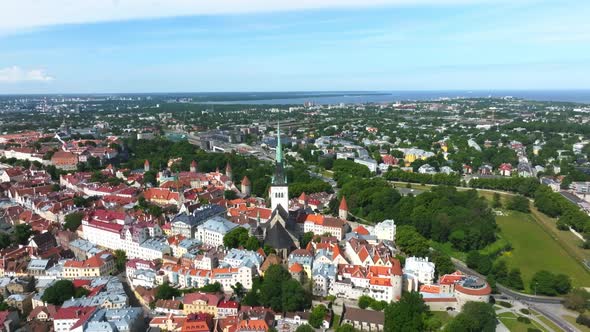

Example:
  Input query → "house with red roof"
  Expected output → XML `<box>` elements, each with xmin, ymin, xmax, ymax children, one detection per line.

<box><xmin>62</xmin><ymin>251</ymin><xmax>116</xmax><ymax>279</ymax></box>
<box><xmin>237</xmin><ymin>319</ymin><xmax>269</xmax><ymax>332</ymax></box>
<box><xmin>183</xmin><ymin>292</ymin><xmax>223</xmax><ymax>317</ymax></box>
<box><xmin>301</xmin><ymin>213</ymin><xmax>347</xmax><ymax>240</ymax></box>
<box><xmin>144</xmin><ymin>187</ymin><xmax>181</xmax><ymax>206</ymax></box>
<box><xmin>28</xmin><ymin>304</ymin><xmax>59</xmax><ymax>322</ymax></box>
<box><xmin>499</xmin><ymin>163</ymin><xmax>513</xmax><ymax>176</ymax></box>
<box><xmin>51</xmin><ymin>150</ymin><xmax>79</xmax><ymax>170</ymax></box>
<box><xmin>217</xmin><ymin>300</ymin><xmax>239</xmax><ymax>318</ymax></box>
<box><xmin>53</xmin><ymin>306</ymin><xmax>97</xmax><ymax>332</ymax></box>
<box><xmin>149</xmin><ymin>313</ymin><xmax>186</xmax><ymax>332</ymax></box>
<box><xmin>419</xmin><ymin>270</ymin><xmax>491</xmax><ymax>311</ymax></box>
<box><xmin>331</xmin><ymin>262</ymin><xmax>403</xmax><ymax>303</ymax></box>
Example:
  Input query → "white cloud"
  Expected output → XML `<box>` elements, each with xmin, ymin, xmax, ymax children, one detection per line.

<box><xmin>0</xmin><ymin>0</ymin><xmax>495</xmax><ymax>32</ymax></box>
<box><xmin>0</xmin><ymin>66</ymin><xmax>54</xmax><ymax>83</ymax></box>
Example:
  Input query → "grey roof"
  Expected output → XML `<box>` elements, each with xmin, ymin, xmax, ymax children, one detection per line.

<box><xmin>198</xmin><ymin>216</ymin><xmax>239</xmax><ymax>234</ymax></box>
<box><xmin>172</xmin><ymin>204</ymin><xmax>226</xmax><ymax>227</ymax></box>
<box><xmin>264</xmin><ymin>221</ymin><xmax>296</xmax><ymax>250</ymax></box>
<box><xmin>28</xmin><ymin>259</ymin><xmax>51</xmax><ymax>270</ymax></box>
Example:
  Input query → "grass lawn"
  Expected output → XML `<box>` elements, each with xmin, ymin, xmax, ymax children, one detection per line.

<box><xmin>430</xmin><ymin>241</ymin><xmax>467</xmax><ymax>262</ymax></box>
<box><xmin>388</xmin><ymin>181</ymin><xmax>433</xmax><ymax>192</ymax></box>
<box><xmin>496</xmin><ymin>211</ymin><xmax>590</xmax><ymax>291</ymax></box>
<box><xmin>530</xmin><ymin>205</ymin><xmax>590</xmax><ymax>264</ymax></box>
<box><xmin>497</xmin><ymin>312</ymin><xmax>547</xmax><ymax>332</ymax></box>
<box><xmin>531</xmin><ymin>310</ymin><xmax>562</xmax><ymax>332</ymax></box>
<box><xmin>321</xmin><ymin>170</ymin><xmax>334</xmax><ymax>179</ymax></box>
<box><xmin>562</xmin><ymin>314</ymin><xmax>590</xmax><ymax>332</ymax></box>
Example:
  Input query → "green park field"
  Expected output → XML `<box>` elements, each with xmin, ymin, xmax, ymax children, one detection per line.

<box><xmin>496</xmin><ymin>212</ymin><xmax>590</xmax><ymax>291</ymax></box>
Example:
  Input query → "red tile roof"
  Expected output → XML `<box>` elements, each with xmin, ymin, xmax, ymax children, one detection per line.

<box><xmin>339</xmin><ymin>196</ymin><xmax>348</xmax><ymax>211</ymax></box>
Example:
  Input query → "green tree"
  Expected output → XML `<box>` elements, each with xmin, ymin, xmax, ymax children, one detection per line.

<box><xmin>244</xmin><ymin>236</ymin><xmax>261</xmax><ymax>251</ymax></box>
<box><xmin>424</xmin><ymin>316</ymin><xmax>442</xmax><ymax>332</ymax></box>
<box><xmin>64</xmin><ymin>212</ymin><xmax>84</xmax><ymax>232</ymax></box>
<box><xmin>428</xmin><ymin>251</ymin><xmax>455</xmax><ymax>277</ymax></box>
<box><xmin>492</xmin><ymin>192</ymin><xmax>502</xmax><ymax>208</ymax></box>
<box><xmin>395</xmin><ymin>226</ymin><xmax>429</xmax><ymax>257</ymax></box>
<box><xmin>531</xmin><ymin>270</ymin><xmax>571</xmax><ymax>295</ymax></box>
<box><xmin>155</xmin><ymin>282</ymin><xmax>181</xmax><ymax>300</ymax></box>
<box><xmin>507</xmin><ymin>268</ymin><xmax>524</xmax><ymax>290</ymax></box>
<box><xmin>358</xmin><ymin>295</ymin><xmax>373</xmax><ymax>309</ymax></box>
<box><xmin>564</xmin><ymin>288</ymin><xmax>590</xmax><ymax>313</ymax></box>
<box><xmin>224</xmin><ymin>190</ymin><xmax>238</xmax><ymax>200</ymax></box>
<box><xmin>114</xmin><ymin>250</ymin><xmax>127</xmax><ymax>272</ymax></box>
<box><xmin>223</xmin><ymin>227</ymin><xmax>250</xmax><ymax>249</ymax></box>
<box><xmin>300</xmin><ymin>232</ymin><xmax>314</xmax><ymax>249</ymax></box>
<box><xmin>309</xmin><ymin>305</ymin><xmax>328</xmax><ymax>328</ymax></box>
<box><xmin>231</xmin><ymin>282</ymin><xmax>246</xmax><ymax>300</ymax></box>
<box><xmin>282</xmin><ymin>279</ymin><xmax>309</xmax><ymax>312</ymax></box>
<box><xmin>295</xmin><ymin>325</ymin><xmax>314</xmax><ymax>332</ymax></box>
<box><xmin>444</xmin><ymin>302</ymin><xmax>496</xmax><ymax>332</ymax></box>
<box><xmin>41</xmin><ymin>280</ymin><xmax>77</xmax><ymax>305</ymax></box>
<box><xmin>384</xmin><ymin>292</ymin><xmax>429</xmax><ymax>332</ymax></box>
<box><xmin>260</xmin><ymin>265</ymin><xmax>310</xmax><ymax>312</ymax></box>
<box><xmin>506</xmin><ymin>195</ymin><xmax>530</xmax><ymax>213</ymax></box>
<box><xmin>199</xmin><ymin>282</ymin><xmax>222</xmax><ymax>293</ymax></box>
<box><xmin>14</xmin><ymin>224</ymin><xmax>32</xmax><ymax>245</ymax></box>
<box><xmin>0</xmin><ymin>233</ymin><xmax>11</xmax><ymax>249</ymax></box>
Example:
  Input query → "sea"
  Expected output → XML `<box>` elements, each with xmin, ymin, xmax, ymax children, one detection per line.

<box><xmin>201</xmin><ymin>90</ymin><xmax>590</xmax><ymax>105</ymax></box>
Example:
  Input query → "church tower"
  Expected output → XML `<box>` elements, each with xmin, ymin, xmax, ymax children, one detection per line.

<box><xmin>270</xmin><ymin>122</ymin><xmax>289</xmax><ymax>212</ymax></box>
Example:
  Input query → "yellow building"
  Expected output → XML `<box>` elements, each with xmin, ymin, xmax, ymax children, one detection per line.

<box><xmin>182</xmin><ymin>292</ymin><xmax>222</xmax><ymax>316</ymax></box>
<box><xmin>63</xmin><ymin>251</ymin><xmax>115</xmax><ymax>279</ymax></box>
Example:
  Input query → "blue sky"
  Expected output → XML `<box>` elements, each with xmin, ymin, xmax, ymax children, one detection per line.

<box><xmin>0</xmin><ymin>0</ymin><xmax>589</xmax><ymax>93</ymax></box>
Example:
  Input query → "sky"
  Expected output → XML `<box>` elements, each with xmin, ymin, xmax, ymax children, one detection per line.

<box><xmin>0</xmin><ymin>0</ymin><xmax>589</xmax><ymax>94</ymax></box>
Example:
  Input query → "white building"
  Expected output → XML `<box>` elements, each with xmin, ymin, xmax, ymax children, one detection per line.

<box><xmin>82</xmin><ymin>220</ymin><xmax>170</xmax><ymax>260</ymax></box>
<box><xmin>354</xmin><ymin>158</ymin><xmax>378</xmax><ymax>173</ymax></box>
<box><xmin>404</xmin><ymin>256</ymin><xmax>436</xmax><ymax>290</ymax></box>
<box><xmin>196</xmin><ymin>216</ymin><xmax>239</xmax><ymax>247</ymax></box>
<box><xmin>374</xmin><ymin>219</ymin><xmax>396</xmax><ymax>242</ymax></box>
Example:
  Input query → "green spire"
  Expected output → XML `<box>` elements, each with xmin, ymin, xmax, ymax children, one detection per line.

<box><xmin>275</xmin><ymin>121</ymin><xmax>283</xmax><ymax>164</ymax></box>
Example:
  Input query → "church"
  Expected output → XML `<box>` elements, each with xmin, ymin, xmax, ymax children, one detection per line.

<box><xmin>250</xmin><ymin>122</ymin><xmax>301</xmax><ymax>258</ymax></box>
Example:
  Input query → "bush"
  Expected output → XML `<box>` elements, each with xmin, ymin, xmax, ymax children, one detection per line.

<box><xmin>497</xmin><ymin>301</ymin><xmax>512</xmax><ymax>308</ymax></box>
<box><xmin>517</xmin><ymin>316</ymin><xmax>531</xmax><ymax>324</ymax></box>
<box><xmin>564</xmin><ymin>288</ymin><xmax>590</xmax><ymax>312</ymax></box>
<box><xmin>577</xmin><ymin>314</ymin><xmax>590</xmax><ymax>328</ymax></box>
<box><xmin>506</xmin><ymin>195</ymin><xmax>530</xmax><ymax>213</ymax></box>
<box><xmin>520</xmin><ymin>308</ymin><xmax>530</xmax><ymax>315</ymax></box>
<box><xmin>357</xmin><ymin>295</ymin><xmax>373</xmax><ymax>309</ymax></box>
<box><xmin>531</xmin><ymin>270</ymin><xmax>572</xmax><ymax>296</ymax></box>
<box><xmin>527</xmin><ymin>329</ymin><xmax>541</xmax><ymax>332</ymax></box>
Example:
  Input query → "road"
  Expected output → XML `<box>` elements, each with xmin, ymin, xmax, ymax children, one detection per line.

<box><xmin>451</xmin><ymin>258</ymin><xmax>577</xmax><ymax>331</ymax></box>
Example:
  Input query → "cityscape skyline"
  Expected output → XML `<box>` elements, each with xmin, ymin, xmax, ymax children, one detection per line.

<box><xmin>1</xmin><ymin>0</ymin><xmax>589</xmax><ymax>93</ymax></box>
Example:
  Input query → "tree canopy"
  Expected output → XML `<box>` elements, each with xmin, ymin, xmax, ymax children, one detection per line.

<box><xmin>384</xmin><ymin>292</ymin><xmax>429</xmax><ymax>332</ymax></box>
<box><xmin>41</xmin><ymin>280</ymin><xmax>85</xmax><ymax>305</ymax></box>
<box><xmin>444</xmin><ymin>302</ymin><xmax>496</xmax><ymax>332</ymax></box>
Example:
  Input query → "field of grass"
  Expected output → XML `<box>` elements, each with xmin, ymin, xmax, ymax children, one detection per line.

<box><xmin>531</xmin><ymin>310</ymin><xmax>562</xmax><ymax>332</ymax></box>
<box><xmin>563</xmin><ymin>314</ymin><xmax>590</xmax><ymax>332</ymax></box>
<box><xmin>530</xmin><ymin>205</ymin><xmax>590</xmax><ymax>264</ymax></box>
<box><xmin>496</xmin><ymin>212</ymin><xmax>590</xmax><ymax>291</ymax></box>
<box><xmin>390</xmin><ymin>181</ymin><xmax>590</xmax><ymax>291</ymax></box>
<box><xmin>497</xmin><ymin>312</ymin><xmax>547</xmax><ymax>332</ymax></box>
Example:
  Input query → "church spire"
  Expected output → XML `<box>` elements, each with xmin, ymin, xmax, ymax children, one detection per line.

<box><xmin>272</xmin><ymin>121</ymin><xmax>287</xmax><ymax>185</ymax></box>
<box><xmin>275</xmin><ymin>121</ymin><xmax>283</xmax><ymax>164</ymax></box>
